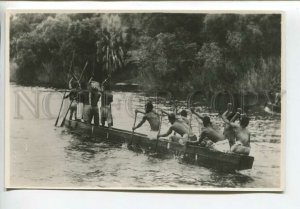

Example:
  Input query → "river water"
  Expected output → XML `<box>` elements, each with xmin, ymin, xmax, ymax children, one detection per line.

<box><xmin>9</xmin><ymin>85</ymin><xmax>282</xmax><ymax>189</ymax></box>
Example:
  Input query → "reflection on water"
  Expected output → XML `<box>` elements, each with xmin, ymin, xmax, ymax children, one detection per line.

<box><xmin>9</xmin><ymin>85</ymin><xmax>281</xmax><ymax>188</ymax></box>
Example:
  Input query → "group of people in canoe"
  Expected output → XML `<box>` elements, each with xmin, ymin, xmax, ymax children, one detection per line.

<box><xmin>133</xmin><ymin>101</ymin><xmax>251</xmax><ymax>155</ymax></box>
<box><xmin>64</xmin><ymin>76</ymin><xmax>250</xmax><ymax>155</ymax></box>
<box><xmin>64</xmin><ymin>76</ymin><xmax>113</xmax><ymax>127</ymax></box>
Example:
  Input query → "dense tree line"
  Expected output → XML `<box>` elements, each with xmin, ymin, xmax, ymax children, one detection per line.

<box><xmin>10</xmin><ymin>13</ymin><xmax>281</xmax><ymax>95</ymax></box>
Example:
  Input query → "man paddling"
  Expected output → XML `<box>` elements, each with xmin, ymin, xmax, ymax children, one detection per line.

<box><xmin>222</xmin><ymin>112</ymin><xmax>251</xmax><ymax>155</ymax></box>
<box><xmin>190</xmin><ymin>108</ymin><xmax>225</xmax><ymax>147</ymax></box>
<box><xmin>180</xmin><ymin>109</ymin><xmax>190</xmax><ymax>125</ymax></box>
<box><xmin>157</xmin><ymin>112</ymin><xmax>197</xmax><ymax>145</ymax></box>
<box><xmin>132</xmin><ymin>101</ymin><xmax>160</xmax><ymax>140</ymax></box>
<box><xmin>222</xmin><ymin>103</ymin><xmax>242</xmax><ymax>147</ymax></box>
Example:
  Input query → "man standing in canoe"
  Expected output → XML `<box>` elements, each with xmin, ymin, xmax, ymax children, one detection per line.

<box><xmin>77</xmin><ymin>81</ymin><xmax>89</xmax><ymax>122</ymax></box>
<box><xmin>64</xmin><ymin>78</ymin><xmax>80</xmax><ymax>120</ymax></box>
<box><xmin>88</xmin><ymin>81</ymin><xmax>101</xmax><ymax>126</ymax></box>
<box><xmin>100</xmin><ymin>82</ymin><xmax>114</xmax><ymax>127</ymax></box>
<box><xmin>222</xmin><ymin>111</ymin><xmax>251</xmax><ymax>155</ymax></box>
<box><xmin>190</xmin><ymin>108</ymin><xmax>225</xmax><ymax>147</ymax></box>
<box><xmin>132</xmin><ymin>101</ymin><xmax>160</xmax><ymax>140</ymax></box>
<box><xmin>78</xmin><ymin>77</ymin><xmax>100</xmax><ymax>125</ymax></box>
<box><xmin>157</xmin><ymin>112</ymin><xmax>197</xmax><ymax>145</ymax></box>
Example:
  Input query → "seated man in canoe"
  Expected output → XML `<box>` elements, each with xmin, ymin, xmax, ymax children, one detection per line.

<box><xmin>161</xmin><ymin>109</ymin><xmax>190</xmax><ymax>125</ymax></box>
<box><xmin>190</xmin><ymin>108</ymin><xmax>225</xmax><ymax>147</ymax></box>
<box><xmin>222</xmin><ymin>103</ymin><xmax>242</xmax><ymax>148</ymax></box>
<box><xmin>222</xmin><ymin>111</ymin><xmax>251</xmax><ymax>155</ymax></box>
<box><xmin>132</xmin><ymin>101</ymin><xmax>160</xmax><ymax>140</ymax></box>
<box><xmin>158</xmin><ymin>113</ymin><xmax>197</xmax><ymax>145</ymax></box>
<box><xmin>180</xmin><ymin>109</ymin><xmax>190</xmax><ymax>125</ymax></box>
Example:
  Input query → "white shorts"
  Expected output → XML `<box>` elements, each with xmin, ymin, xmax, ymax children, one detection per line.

<box><xmin>70</xmin><ymin>101</ymin><xmax>77</xmax><ymax>111</ymax></box>
<box><xmin>148</xmin><ymin>130</ymin><xmax>159</xmax><ymax>140</ymax></box>
<box><xmin>170</xmin><ymin>134</ymin><xmax>196</xmax><ymax>145</ymax></box>
<box><xmin>83</xmin><ymin>104</ymin><xmax>92</xmax><ymax>122</ymax></box>
<box><xmin>100</xmin><ymin>106</ymin><xmax>113</xmax><ymax>125</ymax></box>
<box><xmin>231</xmin><ymin>141</ymin><xmax>251</xmax><ymax>155</ymax></box>
<box><xmin>76</xmin><ymin>102</ymin><xmax>83</xmax><ymax>119</ymax></box>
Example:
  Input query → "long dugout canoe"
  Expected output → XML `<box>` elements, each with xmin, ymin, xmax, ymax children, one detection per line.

<box><xmin>64</xmin><ymin>120</ymin><xmax>254</xmax><ymax>171</ymax></box>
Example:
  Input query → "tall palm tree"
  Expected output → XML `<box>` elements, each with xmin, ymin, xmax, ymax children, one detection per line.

<box><xmin>96</xmin><ymin>29</ymin><xmax>125</xmax><ymax>77</ymax></box>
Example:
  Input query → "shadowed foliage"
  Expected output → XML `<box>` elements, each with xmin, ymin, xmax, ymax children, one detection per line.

<box><xmin>10</xmin><ymin>13</ymin><xmax>281</xmax><ymax>94</ymax></box>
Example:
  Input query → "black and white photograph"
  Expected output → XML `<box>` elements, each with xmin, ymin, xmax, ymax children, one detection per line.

<box><xmin>5</xmin><ymin>11</ymin><xmax>283</xmax><ymax>190</ymax></box>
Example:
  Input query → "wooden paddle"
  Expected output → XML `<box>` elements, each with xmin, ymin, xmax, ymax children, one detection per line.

<box><xmin>59</xmin><ymin>60</ymin><xmax>88</xmax><ymax>127</ymax></box>
<box><xmin>54</xmin><ymin>51</ymin><xmax>75</xmax><ymax>126</ymax></box>
<box><xmin>60</xmin><ymin>100</ymin><xmax>74</xmax><ymax>127</ymax></box>
<box><xmin>186</xmin><ymin>108</ymin><xmax>194</xmax><ymax>147</ymax></box>
<box><xmin>106</xmin><ymin>104</ymin><xmax>113</xmax><ymax>140</ymax></box>
<box><xmin>128</xmin><ymin>111</ymin><xmax>138</xmax><ymax>148</ymax></box>
<box><xmin>154</xmin><ymin>114</ymin><xmax>163</xmax><ymax>153</ymax></box>
<box><xmin>54</xmin><ymin>91</ymin><xmax>67</xmax><ymax>126</ymax></box>
<box><xmin>78</xmin><ymin>61</ymin><xmax>89</xmax><ymax>81</ymax></box>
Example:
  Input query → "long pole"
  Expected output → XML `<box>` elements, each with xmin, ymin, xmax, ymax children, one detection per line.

<box><xmin>128</xmin><ymin>111</ymin><xmax>138</xmax><ymax>148</ymax></box>
<box><xmin>60</xmin><ymin>100</ymin><xmax>74</xmax><ymax>127</ymax></box>
<box><xmin>60</xmin><ymin>60</ymin><xmax>88</xmax><ymax>127</ymax></box>
<box><xmin>54</xmin><ymin>51</ymin><xmax>75</xmax><ymax>126</ymax></box>
<box><xmin>54</xmin><ymin>91</ymin><xmax>67</xmax><ymax>126</ymax></box>
<box><xmin>78</xmin><ymin>61</ymin><xmax>89</xmax><ymax>81</ymax></box>
<box><xmin>154</xmin><ymin>114</ymin><xmax>163</xmax><ymax>153</ymax></box>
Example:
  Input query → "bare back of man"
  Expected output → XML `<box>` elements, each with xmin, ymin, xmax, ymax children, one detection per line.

<box><xmin>171</xmin><ymin>120</ymin><xmax>190</xmax><ymax>136</ymax></box>
<box><xmin>222</xmin><ymin>112</ymin><xmax>251</xmax><ymax>155</ymax></box>
<box><xmin>231</xmin><ymin>126</ymin><xmax>251</xmax><ymax>155</ymax></box>
<box><xmin>231</xmin><ymin>128</ymin><xmax>251</xmax><ymax>155</ymax></box>
<box><xmin>144</xmin><ymin>111</ymin><xmax>160</xmax><ymax>131</ymax></box>
<box><xmin>133</xmin><ymin>102</ymin><xmax>161</xmax><ymax>141</ymax></box>
<box><xmin>200</xmin><ymin>126</ymin><xmax>225</xmax><ymax>143</ymax></box>
<box><xmin>159</xmin><ymin>117</ymin><xmax>196</xmax><ymax>145</ymax></box>
<box><xmin>235</xmin><ymin>127</ymin><xmax>250</xmax><ymax>147</ymax></box>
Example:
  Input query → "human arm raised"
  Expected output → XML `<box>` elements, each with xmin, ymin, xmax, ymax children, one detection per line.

<box><xmin>230</xmin><ymin>108</ymin><xmax>242</xmax><ymax>122</ymax></box>
<box><xmin>222</xmin><ymin>111</ymin><xmax>240</xmax><ymax>127</ymax></box>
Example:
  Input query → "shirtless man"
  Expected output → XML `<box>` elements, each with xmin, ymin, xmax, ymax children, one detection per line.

<box><xmin>158</xmin><ymin>113</ymin><xmax>197</xmax><ymax>145</ymax></box>
<box><xmin>180</xmin><ymin>109</ymin><xmax>190</xmax><ymax>125</ymax></box>
<box><xmin>78</xmin><ymin>82</ymin><xmax>90</xmax><ymax>122</ymax></box>
<box><xmin>191</xmin><ymin>108</ymin><xmax>225</xmax><ymax>146</ymax></box>
<box><xmin>88</xmin><ymin>83</ymin><xmax>101</xmax><ymax>126</ymax></box>
<box><xmin>222</xmin><ymin>112</ymin><xmax>251</xmax><ymax>155</ymax></box>
<box><xmin>100</xmin><ymin>83</ymin><xmax>114</xmax><ymax>127</ymax></box>
<box><xmin>64</xmin><ymin>78</ymin><xmax>80</xmax><ymax>120</ymax></box>
<box><xmin>222</xmin><ymin>103</ymin><xmax>241</xmax><ymax>147</ymax></box>
<box><xmin>132</xmin><ymin>101</ymin><xmax>160</xmax><ymax>140</ymax></box>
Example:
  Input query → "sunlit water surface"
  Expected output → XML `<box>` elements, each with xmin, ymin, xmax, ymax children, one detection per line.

<box><xmin>9</xmin><ymin>85</ymin><xmax>281</xmax><ymax>189</ymax></box>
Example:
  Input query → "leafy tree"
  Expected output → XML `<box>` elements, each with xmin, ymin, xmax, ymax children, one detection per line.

<box><xmin>10</xmin><ymin>13</ymin><xmax>281</xmax><ymax>94</ymax></box>
<box><xmin>96</xmin><ymin>14</ymin><xmax>126</xmax><ymax>77</ymax></box>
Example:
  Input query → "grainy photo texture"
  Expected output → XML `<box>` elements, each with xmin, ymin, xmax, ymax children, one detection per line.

<box><xmin>6</xmin><ymin>12</ymin><xmax>283</xmax><ymax>190</ymax></box>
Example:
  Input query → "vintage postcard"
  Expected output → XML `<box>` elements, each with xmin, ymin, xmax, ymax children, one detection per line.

<box><xmin>5</xmin><ymin>10</ymin><xmax>284</xmax><ymax>191</ymax></box>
